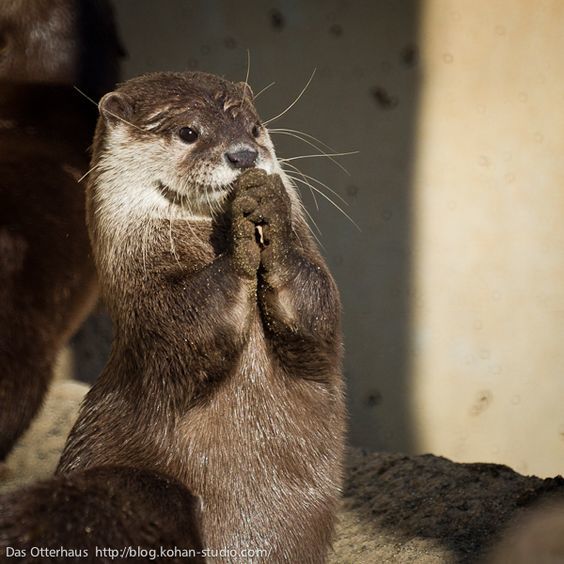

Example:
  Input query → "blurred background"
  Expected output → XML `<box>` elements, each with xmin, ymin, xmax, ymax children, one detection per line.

<box><xmin>70</xmin><ymin>0</ymin><xmax>563</xmax><ymax>477</ymax></box>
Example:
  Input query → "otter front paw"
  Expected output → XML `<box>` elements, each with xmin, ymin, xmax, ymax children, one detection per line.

<box><xmin>230</xmin><ymin>181</ymin><xmax>262</xmax><ymax>279</ymax></box>
<box><xmin>234</xmin><ymin>170</ymin><xmax>297</xmax><ymax>286</ymax></box>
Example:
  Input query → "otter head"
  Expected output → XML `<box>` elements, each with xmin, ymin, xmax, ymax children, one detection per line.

<box><xmin>94</xmin><ymin>72</ymin><xmax>280</xmax><ymax>219</ymax></box>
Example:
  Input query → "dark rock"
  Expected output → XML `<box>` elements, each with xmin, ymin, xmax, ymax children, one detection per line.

<box><xmin>332</xmin><ymin>449</ymin><xmax>564</xmax><ymax>563</ymax></box>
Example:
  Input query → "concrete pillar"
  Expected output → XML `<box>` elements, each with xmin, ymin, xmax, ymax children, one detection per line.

<box><xmin>413</xmin><ymin>0</ymin><xmax>564</xmax><ymax>476</ymax></box>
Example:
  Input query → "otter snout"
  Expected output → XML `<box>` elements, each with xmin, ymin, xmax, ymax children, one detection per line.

<box><xmin>225</xmin><ymin>147</ymin><xmax>258</xmax><ymax>169</ymax></box>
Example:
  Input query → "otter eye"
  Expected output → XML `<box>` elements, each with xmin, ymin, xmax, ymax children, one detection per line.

<box><xmin>178</xmin><ymin>127</ymin><xmax>199</xmax><ymax>144</ymax></box>
<box><xmin>252</xmin><ymin>124</ymin><xmax>261</xmax><ymax>138</ymax></box>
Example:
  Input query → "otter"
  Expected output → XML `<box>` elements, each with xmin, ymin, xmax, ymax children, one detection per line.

<box><xmin>57</xmin><ymin>72</ymin><xmax>346</xmax><ymax>562</ymax></box>
<box><xmin>0</xmin><ymin>0</ymin><xmax>123</xmax><ymax>99</ymax></box>
<box><xmin>0</xmin><ymin>466</ymin><xmax>204</xmax><ymax>563</ymax></box>
<box><xmin>0</xmin><ymin>0</ymin><xmax>123</xmax><ymax>460</ymax></box>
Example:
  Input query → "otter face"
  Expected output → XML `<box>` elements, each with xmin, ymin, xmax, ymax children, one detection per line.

<box><xmin>96</xmin><ymin>72</ymin><xmax>280</xmax><ymax>218</ymax></box>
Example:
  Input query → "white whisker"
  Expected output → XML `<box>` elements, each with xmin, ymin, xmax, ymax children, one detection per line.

<box><xmin>282</xmin><ymin>162</ymin><xmax>349</xmax><ymax>206</ymax></box>
<box><xmin>73</xmin><ymin>86</ymin><xmax>144</xmax><ymax>132</ymax></box>
<box><xmin>278</xmin><ymin>150</ymin><xmax>358</xmax><ymax>176</ymax></box>
<box><xmin>253</xmin><ymin>81</ymin><xmax>276</xmax><ymax>101</ymax></box>
<box><xmin>283</xmin><ymin>166</ymin><xmax>319</xmax><ymax>210</ymax></box>
<box><xmin>269</xmin><ymin>127</ymin><xmax>336</xmax><ymax>153</ymax></box>
<box><xmin>263</xmin><ymin>69</ymin><xmax>317</xmax><ymax>125</ymax></box>
<box><xmin>240</xmin><ymin>49</ymin><xmax>251</xmax><ymax>108</ymax></box>
<box><xmin>78</xmin><ymin>163</ymin><xmax>100</xmax><ymax>183</ymax></box>
<box><xmin>281</xmin><ymin>162</ymin><xmax>361</xmax><ymax>231</ymax></box>
<box><xmin>270</xmin><ymin>129</ymin><xmax>353</xmax><ymax>178</ymax></box>
<box><xmin>301</xmin><ymin>201</ymin><xmax>323</xmax><ymax>237</ymax></box>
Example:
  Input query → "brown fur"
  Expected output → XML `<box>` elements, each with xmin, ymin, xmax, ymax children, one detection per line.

<box><xmin>0</xmin><ymin>466</ymin><xmax>204</xmax><ymax>563</ymax></box>
<box><xmin>0</xmin><ymin>0</ymin><xmax>123</xmax><ymax>98</ymax></box>
<box><xmin>58</xmin><ymin>72</ymin><xmax>346</xmax><ymax>563</ymax></box>
<box><xmin>0</xmin><ymin>0</ymin><xmax>123</xmax><ymax>460</ymax></box>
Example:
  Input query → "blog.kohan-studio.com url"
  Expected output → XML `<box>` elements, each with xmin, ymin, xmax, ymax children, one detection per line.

<box><xmin>4</xmin><ymin>546</ymin><xmax>273</xmax><ymax>560</ymax></box>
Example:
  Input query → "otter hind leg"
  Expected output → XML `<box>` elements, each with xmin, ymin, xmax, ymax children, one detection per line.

<box><xmin>0</xmin><ymin>466</ymin><xmax>204</xmax><ymax>563</ymax></box>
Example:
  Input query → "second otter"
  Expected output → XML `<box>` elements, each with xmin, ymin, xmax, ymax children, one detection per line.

<box><xmin>58</xmin><ymin>72</ymin><xmax>346</xmax><ymax>563</ymax></box>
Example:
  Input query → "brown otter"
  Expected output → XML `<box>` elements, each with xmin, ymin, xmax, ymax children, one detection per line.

<box><xmin>0</xmin><ymin>0</ymin><xmax>123</xmax><ymax>460</ymax></box>
<box><xmin>0</xmin><ymin>466</ymin><xmax>204</xmax><ymax>563</ymax></box>
<box><xmin>57</xmin><ymin>71</ymin><xmax>346</xmax><ymax>562</ymax></box>
<box><xmin>0</xmin><ymin>0</ymin><xmax>124</xmax><ymax>98</ymax></box>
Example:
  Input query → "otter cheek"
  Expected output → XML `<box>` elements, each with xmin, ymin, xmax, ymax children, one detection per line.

<box><xmin>255</xmin><ymin>156</ymin><xmax>275</xmax><ymax>175</ymax></box>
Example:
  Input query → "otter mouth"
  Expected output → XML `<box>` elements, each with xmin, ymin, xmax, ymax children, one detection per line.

<box><xmin>156</xmin><ymin>181</ymin><xmax>233</xmax><ymax>210</ymax></box>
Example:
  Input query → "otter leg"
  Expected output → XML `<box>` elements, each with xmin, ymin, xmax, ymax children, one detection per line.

<box><xmin>0</xmin><ymin>466</ymin><xmax>204</xmax><ymax>563</ymax></box>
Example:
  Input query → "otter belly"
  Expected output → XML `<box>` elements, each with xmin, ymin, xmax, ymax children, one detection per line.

<box><xmin>178</xmin><ymin>319</ymin><xmax>339</xmax><ymax>563</ymax></box>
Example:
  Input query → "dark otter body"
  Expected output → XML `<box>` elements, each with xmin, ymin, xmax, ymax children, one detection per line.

<box><xmin>0</xmin><ymin>84</ymin><xmax>98</xmax><ymax>460</ymax></box>
<box><xmin>0</xmin><ymin>466</ymin><xmax>204</xmax><ymax>563</ymax></box>
<box><xmin>57</xmin><ymin>72</ymin><xmax>346</xmax><ymax>562</ymax></box>
<box><xmin>0</xmin><ymin>0</ymin><xmax>123</xmax><ymax>98</ymax></box>
<box><xmin>0</xmin><ymin>0</ymin><xmax>122</xmax><ymax>460</ymax></box>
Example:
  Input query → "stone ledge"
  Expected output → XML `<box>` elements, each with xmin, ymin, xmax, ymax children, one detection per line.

<box><xmin>332</xmin><ymin>449</ymin><xmax>564</xmax><ymax>563</ymax></box>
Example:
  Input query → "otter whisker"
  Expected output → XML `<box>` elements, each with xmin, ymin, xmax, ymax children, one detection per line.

<box><xmin>263</xmin><ymin>69</ymin><xmax>317</xmax><ymax>125</ymax></box>
<box><xmin>155</xmin><ymin>182</ymin><xmax>182</xmax><ymax>267</ymax></box>
<box><xmin>281</xmin><ymin>161</ymin><xmax>349</xmax><ymax>206</ymax></box>
<box><xmin>269</xmin><ymin>127</ymin><xmax>337</xmax><ymax>153</ymax></box>
<box><xmin>283</xmin><ymin>175</ymin><xmax>324</xmax><ymax>246</ymax></box>
<box><xmin>269</xmin><ymin>129</ymin><xmax>350</xmax><ymax>180</ymax></box>
<box><xmin>178</xmin><ymin>182</ymin><xmax>201</xmax><ymax>241</ymax></box>
<box><xmin>73</xmin><ymin>86</ymin><xmax>144</xmax><ymax>132</ymax></box>
<box><xmin>279</xmin><ymin>150</ymin><xmax>358</xmax><ymax>176</ymax></box>
<box><xmin>204</xmin><ymin>185</ymin><xmax>214</xmax><ymax>219</ymax></box>
<box><xmin>283</xmin><ymin>164</ymin><xmax>319</xmax><ymax>210</ymax></box>
<box><xmin>240</xmin><ymin>48</ymin><xmax>251</xmax><ymax>108</ymax></box>
<box><xmin>77</xmin><ymin>163</ymin><xmax>100</xmax><ymax>184</ymax></box>
<box><xmin>297</xmin><ymin>194</ymin><xmax>324</xmax><ymax>237</ymax></box>
<box><xmin>297</xmin><ymin>208</ymin><xmax>324</xmax><ymax>248</ymax></box>
<box><xmin>282</xmin><ymin>167</ymin><xmax>361</xmax><ymax>231</ymax></box>
<box><xmin>253</xmin><ymin>81</ymin><xmax>275</xmax><ymax>100</ymax></box>
<box><xmin>301</xmin><ymin>209</ymin><xmax>325</xmax><ymax>248</ymax></box>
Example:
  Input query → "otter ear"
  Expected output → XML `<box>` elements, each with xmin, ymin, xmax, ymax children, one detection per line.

<box><xmin>98</xmin><ymin>91</ymin><xmax>134</xmax><ymax>126</ymax></box>
<box><xmin>237</xmin><ymin>82</ymin><xmax>254</xmax><ymax>99</ymax></box>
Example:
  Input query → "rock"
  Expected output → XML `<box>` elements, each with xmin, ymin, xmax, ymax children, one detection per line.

<box><xmin>0</xmin><ymin>380</ymin><xmax>88</xmax><ymax>493</ymax></box>
<box><xmin>332</xmin><ymin>449</ymin><xmax>564</xmax><ymax>563</ymax></box>
<box><xmin>2</xmin><ymin>385</ymin><xmax>563</xmax><ymax>562</ymax></box>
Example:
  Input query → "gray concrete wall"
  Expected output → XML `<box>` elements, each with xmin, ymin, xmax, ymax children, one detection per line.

<box><xmin>71</xmin><ymin>0</ymin><xmax>564</xmax><ymax>476</ymax></box>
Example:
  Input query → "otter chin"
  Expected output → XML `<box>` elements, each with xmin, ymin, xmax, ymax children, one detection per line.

<box><xmin>58</xmin><ymin>71</ymin><xmax>346</xmax><ymax>563</ymax></box>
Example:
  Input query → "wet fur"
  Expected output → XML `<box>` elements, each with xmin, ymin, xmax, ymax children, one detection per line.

<box><xmin>57</xmin><ymin>72</ymin><xmax>346</xmax><ymax>563</ymax></box>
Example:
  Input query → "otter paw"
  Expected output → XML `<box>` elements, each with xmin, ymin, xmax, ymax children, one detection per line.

<box><xmin>230</xmin><ymin>189</ymin><xmax>261</xmax><ymax>279</ymax></box>
<box><xmin>234</xmin><ymin>171</ymin><xmax>296</xmax><ymax>282</ymax></box>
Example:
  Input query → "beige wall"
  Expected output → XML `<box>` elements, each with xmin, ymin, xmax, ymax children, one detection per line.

<box><xmin>412</xmin><ymin>0</ymin><xmax>564</xmax><ymax>476</ymax></box>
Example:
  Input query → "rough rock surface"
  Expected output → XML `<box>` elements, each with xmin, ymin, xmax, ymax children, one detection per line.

<box><xmin>331</xmin><ymin>449</ymin><xmax>564</xmax><ymax>563</ymax></box>
<box><xmin>1</xmin><ymin>386</ymin><xmax>563</xmax><ymax>563</ymax></box>
<box><xmin>0</xmin><ymin>380</ymin><xmax>88</xmax><ymax>493</ymax></box>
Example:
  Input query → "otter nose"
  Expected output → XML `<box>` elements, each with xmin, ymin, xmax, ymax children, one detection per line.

<box><xmin>225</xmin><ymin>148</ymin><xmax>258</xmax><ymax>169</ymax></box>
